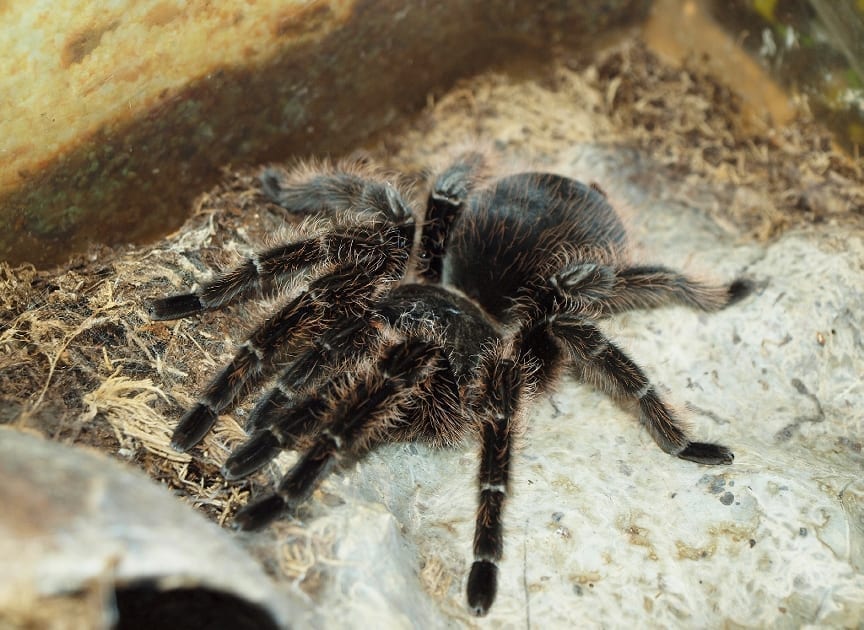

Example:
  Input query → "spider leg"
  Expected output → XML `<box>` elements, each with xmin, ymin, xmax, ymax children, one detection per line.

<box><xmin>226</xmin><ymin>283</ymin><xmax>491</xmax><ymax>499</ymax></box>
<box><xmin>222</xmin><ymin>389</ymin><xmax>330</xmax><ymax>481</ymax></box>
<box><xmin>222</xmin><ymin>318</ymin><xmax>382</xmax><ymax>479</ymax></box>
<box><xmin>391</xmin><ymin>351</ymin><xmax>463</xmax><ymax>445</ymax></box>
<box><xmin>244</xmin><ymin>317</ymin><xmax>379</xmax><ymax>434</ymax></box>
<box><xmin>260</xmin><ymin>165</ymin><xmax>412</xmax><ymax>223</ymax></box>
<box><xmin>225</xmin><ymin>286</ymin><xmax>474</xmax><ymax>478</ymax></box>
<box><xmin>419</xmin><ymin>152</ymin><xmax>489</xmax><ymax>282</ymax></box>
<box><xmin>551</xmin><ymin>314</ymin><xmax>732</xmax><ymax>464</ymax></box>
<box><xmin>548</xmin><ymin>262</ymin><xmax>618</xmax><ymax>312</ymax></box>
<box><xmin>170</xmin><ymin>260</ymin><xmax>396</xmax><ymax>452</ymax></box>
<box><xmin>601</xmin><ymin>265</ymin><xmax>752</xmax><ymax>314</ymax></box>
<box><xmin>230</xmin><ymin>339</ymin><xmax>445</xmax><ymax>531</ymax></box>
<box><xmin>548</xmin><ymin>263</ymin><xmax>752</xmax><ymax>316</ymax></box>
<box><xmin>148</xmin><ymin>224</ymin><xmax>410</xmax><ymax>320</ymax></box>
<box><xmin>465</xmin><ymin>346</ymin><xmax>528</xmax><ymax>617</ymax></box>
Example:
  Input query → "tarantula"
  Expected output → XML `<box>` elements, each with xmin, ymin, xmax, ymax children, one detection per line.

<box><xmin>148</xmin><ymin>153</ymin><xmax>751</xmax><ymax>616</ymax></box>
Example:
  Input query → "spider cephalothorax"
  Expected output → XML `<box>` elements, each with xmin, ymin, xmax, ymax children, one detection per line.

<box><xmin>148</xmin><ymin>153</ymin><xmax>751</xmax><ymax>616</ymax></box>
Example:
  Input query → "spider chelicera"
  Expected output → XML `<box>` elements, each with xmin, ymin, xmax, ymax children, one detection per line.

<box><xmin>148</xmin><ymin>153</ymin><xmax>751</xmax><ymax>616</ymax></box>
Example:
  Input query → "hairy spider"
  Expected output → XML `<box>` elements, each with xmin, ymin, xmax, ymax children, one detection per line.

<box><xmin>148</xmin><ymin>153</ymin><xmax>751</xmax><ymax>616</ymax></box>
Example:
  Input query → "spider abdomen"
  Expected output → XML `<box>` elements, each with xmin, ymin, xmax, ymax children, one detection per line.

<box><xmin>443</xmin><ymin>173</ymin><xmax>627</xmax><ymax>323</ymax></box>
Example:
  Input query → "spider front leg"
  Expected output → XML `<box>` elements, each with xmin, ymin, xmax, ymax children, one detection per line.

<box><xmin>229</xmin><ymin>338</ymin><xmax>447</xmax><ymax>531</ymax></box>
<box><xmin>551</xmin><ymin>314</ymin><xmax>732</xmax><ymax>464</ymax></box>
<box><xmin>243</xmin><ymin>317</ymin><xmax>379</xmax><ymax>435</ymax></box>
<box><xmin>167</xmin><ymin>259</ymin><xmax>400</xmax><ymax>452</ymax></box>
<box><xmin>466</xmin><ymin>346</ymin><xmax>529</xmax><ymax>616</ymax></box>
<box><xmin>148</xmin><ymin>223</ymin><xmax>411</xmax><ymax>321</ymax></box>
<box><xmin>221</xmin><ymin>318</ymin><xmax>383</xmax><ymax>479</ymax></box>
<box><xmin>420</xmin><ymin>152</ymin><xmax>489</xmax><ymax>282</ymax></box>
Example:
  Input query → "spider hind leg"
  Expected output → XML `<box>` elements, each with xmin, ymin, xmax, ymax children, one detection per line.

<box><xmin>260</xmin><ymin>163</ymin><xmax>413</xmax><ymax>224</ymax></box>
<box><xmin>551</xmin><ymin>314</ymin><xmax>733</xmax><ymax>464</ymax></box>
<box><xmin>537</xmin><ymin>263</ymin><xmax>755</xmax><ymax>318</ymax></box>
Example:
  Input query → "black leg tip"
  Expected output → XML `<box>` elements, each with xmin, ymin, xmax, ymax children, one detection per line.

<box><xmin>234</xmin><ymin>493</ymin><xmax>287</xmax><ymax>531</ymax></box>
<box><xmin>148</xmin><ymin>294</ymin><xmax>203</xmax><ymax>320</ymax></box>
<box><xmin>259</xmin><ymin>169</ymin><xmax>285</xmax><ymax>205</ymax></box>
<box><xmin>726</xmin><ymin>278</ymin><xmax>754</xmax><ymax>306</ymax></box>
<box><xmin>222</xmin><ymin>431</ymin><xmax>282</xmax><ymax>480</ymax></box>
<box><xmin>246</xmin><ymin>390</ymin><xmax>291</xmax><ymax>433</ymax></box>
<box><xmin>171</xmin><ymin>404</ymin><xmax>218</xmax><ymax>452</ymax></box>
<box><xmin>678</xmin><ymin>442</ymin><xmax>734</xmax><ymax>465</ymax></box>
<box><xmin>467</xmin><ymin>560</ymin><xmax>498</xmax><ymax>617</ymax></box>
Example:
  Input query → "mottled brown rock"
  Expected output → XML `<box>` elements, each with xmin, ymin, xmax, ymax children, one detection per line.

<box><xmin>0</xmin><ymin>0</ymin><xmax>650</xmax><ymax>267</ymax></box>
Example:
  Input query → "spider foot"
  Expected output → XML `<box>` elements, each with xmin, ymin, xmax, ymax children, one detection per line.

<box><xmin>148</xmin><ymin>293</ymin><xmax>203</xmax><ymax>320</ymax></box>
<box><xmin>466</xmin><ymin>560</ymin><xmax>498</xmax><ymax>617</ymax></box>
<box><xmin>677</xmin><ymin>442</ymin><xmax>734</xmax><ymax>465</ymax></box>
<box><xmin>222</xmin><ymin>431</ymin><xmax>282</xmax><ymax>480</ymax></box>
<box><xmin>726</xmin><ymin>278</ymin><xmax>754</xmax><ymax>306</ymax></box>
<box><xmin>171</xmin><ymin>403</ymin><xmax>218</xmax><ymax>452</ymax></box>
<box><xmin>258</xmin><ymin>169</ymin><xmax>285</xmax><ymax>206</ymax></box>
<box><xmin>234</xmin><ymin>493</ymin><xmax>288</xmax><ymax>531</ymax></box>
